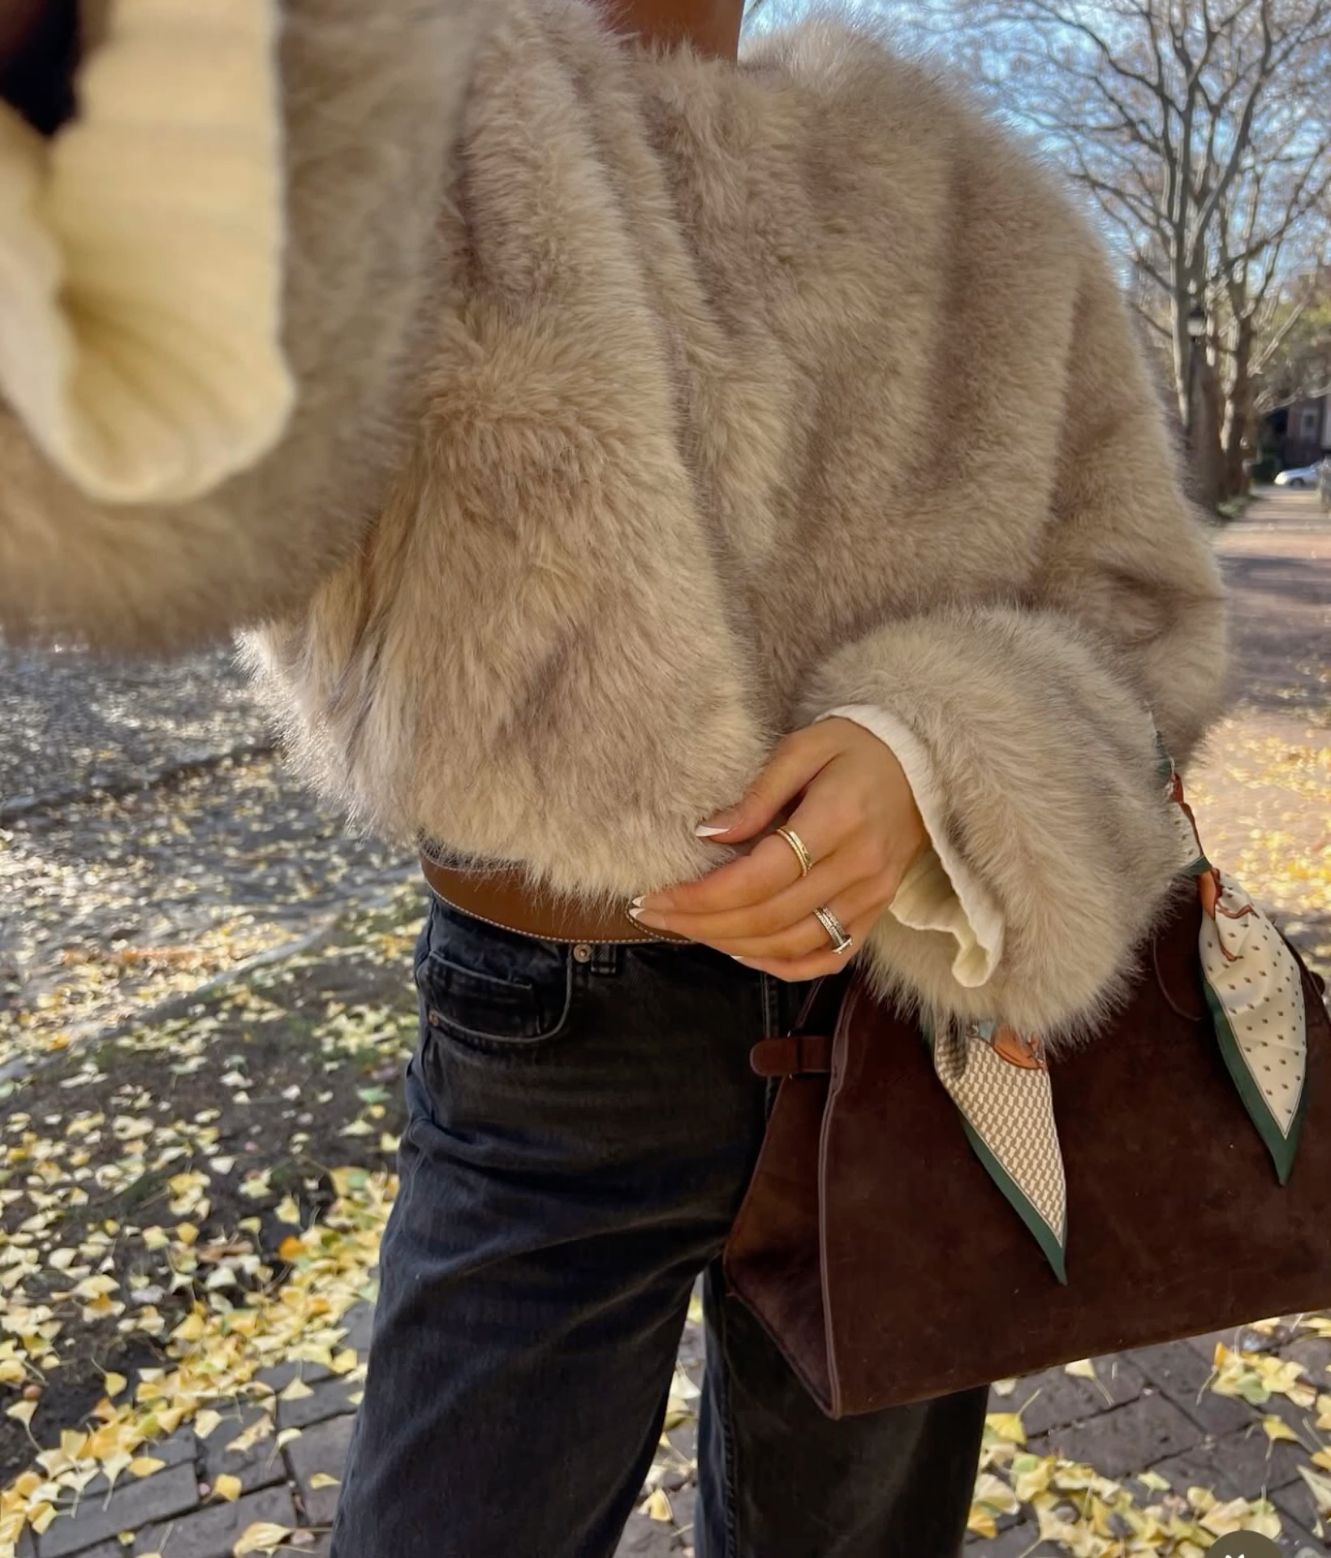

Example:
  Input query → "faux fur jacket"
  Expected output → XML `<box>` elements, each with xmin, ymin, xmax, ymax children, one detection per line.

<box><xmin>0</xmin><ymin>0</ymin><xmax>1229</xmax><ymax>1041</ymax></box>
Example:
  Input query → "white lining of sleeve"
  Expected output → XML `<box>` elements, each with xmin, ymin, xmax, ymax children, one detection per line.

<box><xmin>0</xmin><ymin>0</ymin><xmax>291</xmax><ymax>504</ymax></box>
<box><xmin>818</xmin><ymin>704</ymin><xmax>1004</xmax><ymax>987</ymax></box>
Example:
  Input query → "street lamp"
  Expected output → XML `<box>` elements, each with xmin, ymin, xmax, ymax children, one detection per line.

<box><xmin>1185</xmin><ymin>302</ymin><xmax>1206</xmax><ymax>447</ymax></box>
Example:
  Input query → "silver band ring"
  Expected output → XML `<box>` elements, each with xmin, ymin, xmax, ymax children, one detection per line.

<box><xmin>776</xmin><ymin>825</ymin><xmax>814</xmax><ymax>877</ymax></box>
<box><xmin>813</xmin><ymin>905</ymin><xmax>854</xmax><ymax>955</ymax></box>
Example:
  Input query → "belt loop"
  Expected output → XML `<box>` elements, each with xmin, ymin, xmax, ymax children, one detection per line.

<box><xmin>589</xmin><ymin>943</ymin><xmax>623</xmax><ymax>976</ymax></box>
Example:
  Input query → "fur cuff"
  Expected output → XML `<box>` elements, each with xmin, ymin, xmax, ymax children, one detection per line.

<box><xmin>797</xmin><ymin>605</ymin><xmax>1184</xmax><ymax>1044</ymax></box>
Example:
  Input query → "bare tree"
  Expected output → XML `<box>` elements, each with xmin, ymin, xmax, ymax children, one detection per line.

<box><xmin>913</xmin><ymin>0</ymin><xmax>1331</xmax><ymax>504</ymax></box>
<box><xmin>1257</xmin><ymin>267</ymin><xmax>1331</xmax><ymax>408</ymax></box>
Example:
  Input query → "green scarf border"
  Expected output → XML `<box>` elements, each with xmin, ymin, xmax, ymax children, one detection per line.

<box><xmin>1203</xmin><ymin>977</ymin><xmax>1307</xmax><ymax>1186</ymax></box>
<box><xmin>954</xmin><ymin>1113</ymin><xmax>1069</xmax><ymax>1285</ymax></box>
<box><xmin>923</xmin><ymin>1022</ymin><xmax>1068</xmax><ymax>1285</ymax></box>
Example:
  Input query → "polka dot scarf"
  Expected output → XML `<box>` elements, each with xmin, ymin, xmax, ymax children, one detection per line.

<box><xmin>927</xmin><ymin>748</ymin><xmax>1309</xmax><ymax>1282</ymax></box>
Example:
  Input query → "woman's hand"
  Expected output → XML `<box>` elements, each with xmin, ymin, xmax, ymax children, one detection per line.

<box><xmin>631</xmin><ymin>717</ymin><xmax>929</xmax><ymax>980</ymax></box>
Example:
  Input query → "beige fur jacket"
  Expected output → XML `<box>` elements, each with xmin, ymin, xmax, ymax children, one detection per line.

<box><xmin>0</xmin><ymin>0</ymin><xmax>1228</xmax><ymax>1042</ymax></box>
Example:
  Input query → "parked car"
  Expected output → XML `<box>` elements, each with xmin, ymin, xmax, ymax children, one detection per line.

<box><xmin>1274</xmin><ymin>462</ymin><xmax>1323</xmax><ymax>487</ymax></box>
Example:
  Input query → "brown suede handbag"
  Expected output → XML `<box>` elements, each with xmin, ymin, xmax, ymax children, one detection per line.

<box><xmin>722</xmin><ymin>887</ymin><xmax>1331</xmax><ymax>1418</ymax></box>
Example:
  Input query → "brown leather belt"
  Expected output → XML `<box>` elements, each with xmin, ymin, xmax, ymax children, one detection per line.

<box><xmin>419</xmin><ymin>851</ymin><xmax>690</xmax><ymax>945</ymax></box>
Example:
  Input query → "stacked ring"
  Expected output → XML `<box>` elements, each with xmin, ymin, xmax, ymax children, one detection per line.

<box><xmin>776</xmin><ymin>825</ymin><xmax>814</xmax><ymax>877</ymax></box>
<box><xmin>812</xmin><ymin>905</ymin><xmax>853</xmax><ymax>955</ymax></box>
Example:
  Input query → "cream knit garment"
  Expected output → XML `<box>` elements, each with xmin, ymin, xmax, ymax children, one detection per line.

<box><xmin>825</xmin><ymin>707</ymin><xmax>1004</xmax><ymax>986</ymax></box>
<box><xmin>0</xmin><ymin>0</ymin><xmax>290</xmax><ymax>503</ymax></box>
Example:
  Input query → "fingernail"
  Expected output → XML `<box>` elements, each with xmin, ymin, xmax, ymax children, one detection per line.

<box><xmin>628</xmin><ymin>906</ymin><xmax>644</xmax><ymax>921</ymax></box>
<box><xmin>696</xmin><ymin>808</ymin><xmax>738</xmax><ymax>836</ymax></box>
<box><xmin>631</xmin><ymin>895</ymin><xmax>645</xmax><ymax>909</ymax></box>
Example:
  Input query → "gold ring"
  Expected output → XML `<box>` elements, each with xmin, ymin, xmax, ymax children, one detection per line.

<box><xmin>776</xmin><ymin>825</ymin><xmax>814</xmax><ymax>877</ymax></box>
<box><xmin>812</xmin><ymin>905</ymin><xmax>853</xmax><ymax>955</ymax></box>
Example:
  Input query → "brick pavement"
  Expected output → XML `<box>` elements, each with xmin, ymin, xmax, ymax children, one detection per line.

<box><xmin>14</xmin><ymin>1315</ymin><xmax>1330</xmax><ymax>1557</ymax></box>
<box><xmin>15</xmin><ymin>492</ymin><xmax>1328</xmax><ymax>1557</ymax></box>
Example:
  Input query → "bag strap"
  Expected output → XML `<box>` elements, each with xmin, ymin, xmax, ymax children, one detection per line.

<box><xmin>749</xmin><ymin>1032</ymin><xmax>834</xmax><ymax>1078</ymax></box>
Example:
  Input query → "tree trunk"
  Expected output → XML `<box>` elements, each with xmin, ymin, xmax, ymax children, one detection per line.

<box><xmin>1219</xmin><ymin>317</ymin><xmax>1255</xmax><ymax>503</ymax></box>
<box><xmin>1188</xmin><ymin>356</ymin><xmax>1226</xmax><ymax>510</ymax></box>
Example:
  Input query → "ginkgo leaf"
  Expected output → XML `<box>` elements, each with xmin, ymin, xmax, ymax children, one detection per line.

<box><xmin>213</xmin><ymin>1474</ymin><xmax>243</xmax><ymax>1501</ymax></box>
<box><xmin>6</xmin><ymin>1401</ymin><xmax>37</xmax><ymax>1426</ymax></box>
<box><xmin>643</xmin><ymin>1489</ymin><xmax>672</xmax><ymax>1523</ymax></box>
<box><xmin>129</xmin><ymin>1457</ymin><xmax>166</xmax><ymax>1477</ymax></box>
<box><xmin>233</xmin><ymin>1521</ymin><xmax>296</xmax><ymax>1555</ymax></box>
<box><xmin>966</xmin><ymin>1508</ymin><xmax>998</xmax><ymax>1539</ymax></box>
<box><xmin>103</xmin><ymin>1372</ymin><xmax>128</xmax><ymax>1398</ymax></box>
<box><xmin>1064</xmin><ymin>1359</ymin><xmax>1097</xmax><ymax>1381</ymax></box>
<box><xmin>971</xmin><ymin>1472</ymin><xmax>1020</xmax><ymax>1515</ymax></box>
<box><xmin>986</xmin><ymin>1413</ymin><xmax>1026</xmax><ymax>1445</ymax></box>
<box><xmin>1262</xmin><ymin>1414</ymin><xmax>1302</xmax><ymax>1444</ymax></box>
<box><xmin>309</xmin><ymin>1473</ymin><xmax>340</xmax><ymax>1489</ymax></box>
<box><xmin>1299</xmin><ymin>1465</ymin><xmax>1331</xmax><ymax>1516</ymax></box>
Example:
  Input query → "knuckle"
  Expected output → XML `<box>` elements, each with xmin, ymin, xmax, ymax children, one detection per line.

<box><xmin>829</xmin><ymin>792</ymin><xmax>868</xmax><ymax>832</ymax></box>
<box><xmin>779</xmin><ymin>726</ymin><xmax>812</xmax><ymax>754</ymax></box>
<box><xmin>852</xmin><ymin>829</ymin><xmax>892</xmax><ymax>875</ymax></box>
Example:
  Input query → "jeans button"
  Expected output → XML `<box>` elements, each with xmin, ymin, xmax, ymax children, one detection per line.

<box><xmin>572</xmin><ymin>943</ymin><xmax>593</xmax><ymax>964</ymax></box>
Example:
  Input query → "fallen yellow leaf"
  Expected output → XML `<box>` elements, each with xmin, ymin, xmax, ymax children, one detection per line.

<box><xmin>966</xmin><ymin>1507</ymin><xmax>998</xmax><ymax>1538</ymax></box>
<box><xmin>214</xmin><ymin>1474</ymin><xmax>243</xmax><ymax>1502</ymax></box>
<box><xmin>233</xmin><ymin>1520</ymin><xmax>295</xmax><ymax>1555</ymax></box>
<box><xmin>643</xmin><ymin>1488</ymin><xmax>672</xmax><ymax>1523</ymax></box>
<box><xmin>986</xmin><ymin>1412</ymin><xmax>1026</xmax><ymax>1445</ymax></box>
<box><xmin>1262</xmin><ymin>1414</ymin><xmax>1302</xmax><ymax>1445</ymax></box>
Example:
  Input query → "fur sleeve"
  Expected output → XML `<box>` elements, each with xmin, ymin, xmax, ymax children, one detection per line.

<box><xmin>798</xmin><ymin>247</ymin><xmax>1230</xmax><ymax>1045</ymax></box>
<box><xmin>0</xmin><ymin>0</ymin><xmax>489</xmax><ymax>652</ymax></box>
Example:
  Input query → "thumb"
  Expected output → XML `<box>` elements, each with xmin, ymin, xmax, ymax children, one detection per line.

<box><xmin>696</xmin><ymin>727</ymin><xmax>835</xmax><ymax>842</ymax></box>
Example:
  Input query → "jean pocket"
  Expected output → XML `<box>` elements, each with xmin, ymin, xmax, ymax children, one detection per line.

<box><xmin>414</xmin><ymin>900</ymin><xmax>572</xmax><ymax>1054</ymax></box>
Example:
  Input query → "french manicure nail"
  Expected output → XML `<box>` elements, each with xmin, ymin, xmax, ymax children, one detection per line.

<box><xmin>628</xmin><ymin>906</ymin><xmax>645</xmax><ymax>921</ymax></box>
<box><xmin>695</xmin><ymin>824</ymin><xmax>729</xmax><ymax>838</ymax></box>
<box><xmin>631</xmin><ymin>895</ymin><xmax>645</xmax><ymax>909</ymax></box>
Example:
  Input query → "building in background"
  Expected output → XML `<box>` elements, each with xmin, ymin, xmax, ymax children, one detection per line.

<box><xmin>1262</xmin><ymin>388</ymin><xmax>1331</xmax><ymax>476</ymax></box>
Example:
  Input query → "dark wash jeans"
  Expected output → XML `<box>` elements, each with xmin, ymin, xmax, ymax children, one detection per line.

<box><xmin>330</xmin><ymin>896</ymin><xmax>987</xmax><ymax>1558</ymax></box>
